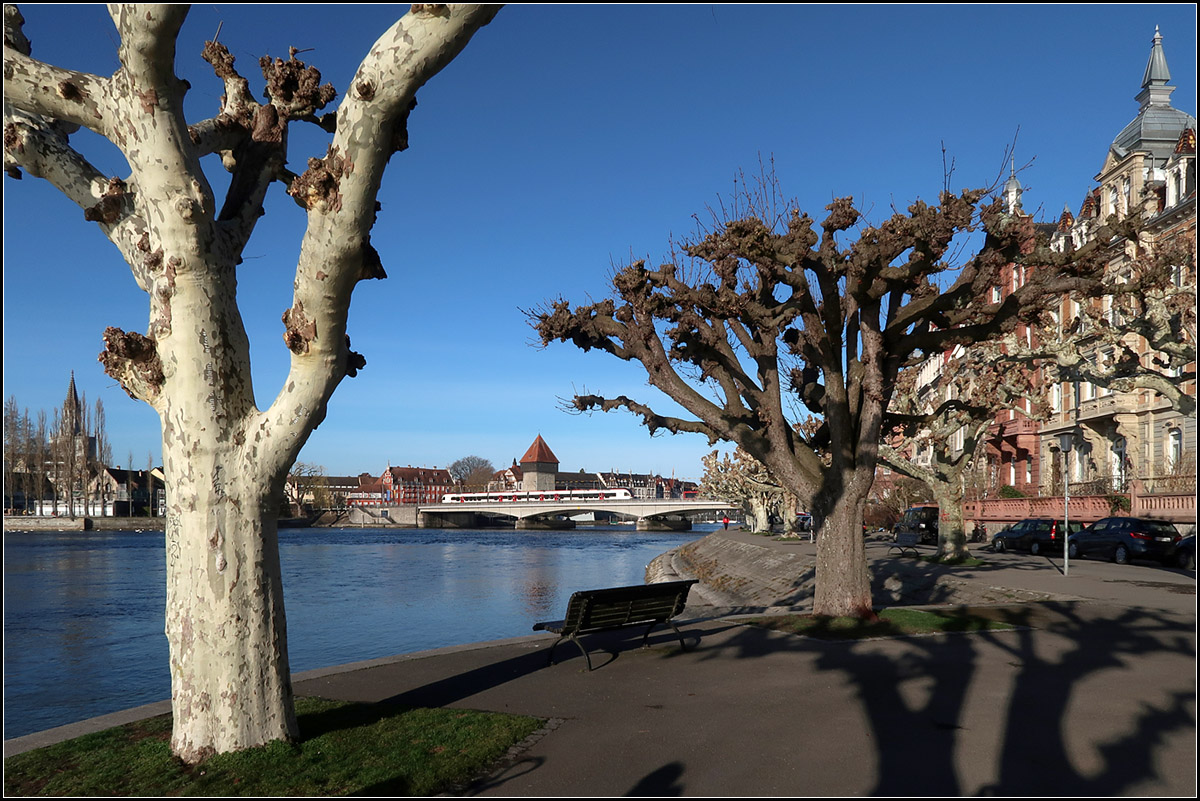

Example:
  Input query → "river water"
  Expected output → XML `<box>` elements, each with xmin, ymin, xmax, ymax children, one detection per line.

<box><xmin>3</xmin><ymin>525</ymin><xmax>708</xmax><ymax>741</ymax></box>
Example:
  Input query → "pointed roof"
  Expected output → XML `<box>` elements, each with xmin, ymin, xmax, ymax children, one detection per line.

<box><xmin>1057</xmin><ymin>203</ymin><xmax>1074</xmax><ymax>233</ymax></box>
<box><xmin>64</xmin><ymin>371</ymin><xmax>82</xmax><ymax>434</ymax></box>
<box><xmin>519</xmin><ymin>435</ymin><xmax>559</xmax><ymax>466</ymax></box>
<box><xmin>1110</xmin><ymin>28</ymin><xmax>1197</xmax><ymax>166</ymax></box>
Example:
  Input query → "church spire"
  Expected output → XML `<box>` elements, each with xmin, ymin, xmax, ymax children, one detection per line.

<box><xmin>64</xmin><ymin>371</ymin><xmax>82</xmax><ymax>435</ymax></box>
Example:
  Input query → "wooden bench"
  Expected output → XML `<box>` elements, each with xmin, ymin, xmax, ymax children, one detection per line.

<box><xmin>889</xmin><ymin>530</ymin><xmax>921</xmax><ymax>556</ymax></box>
<box><xmin>532</xmin><ymin>579</ymin><xmax>699</xmax><ymax>671</ymax></box>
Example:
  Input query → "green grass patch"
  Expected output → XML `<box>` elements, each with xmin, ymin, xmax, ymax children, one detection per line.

<box><xmin>3</xmin><ymin>697</ymin><xmax>544</xmax><ymax>797</ymax></box>
<box><xmin>747</xmin><ymin>607</ymin><xmax>1017</xmax><ymax>641</ymax></box>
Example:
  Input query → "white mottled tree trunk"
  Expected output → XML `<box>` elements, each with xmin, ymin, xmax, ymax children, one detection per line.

<box><xmin>4</xmin><ymin>3</ymin><xmax>500</xmax><ymax>761</ymax></box>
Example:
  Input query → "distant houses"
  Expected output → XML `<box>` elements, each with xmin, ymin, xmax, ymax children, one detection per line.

<box><xmin>284</xmin><ymin>434</ymin><xmax>699</xmax><ymax>515</ymax></box>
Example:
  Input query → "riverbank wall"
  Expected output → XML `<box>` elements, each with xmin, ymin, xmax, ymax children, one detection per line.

<box><xmin>649</xmin><ymin>529</ymin><xmax>1062</xmax><ymax>610</ymax></box>
<box><xmin>3</xmin><ymin>516</ymin><xmax>166</xmax><ymax>532</ymax></box>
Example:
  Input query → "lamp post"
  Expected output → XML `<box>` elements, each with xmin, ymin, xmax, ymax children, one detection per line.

<box><xmin>1058</xmin><ymin>431</ymin><xmax>1074</xmax><ymax>576</ymax></box>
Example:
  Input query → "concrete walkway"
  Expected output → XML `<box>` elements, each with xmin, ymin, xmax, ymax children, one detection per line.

<box><xmin>6</xmin><ymin>533</ymin><xmax>1196</xmax><ymax>795</ymax></box>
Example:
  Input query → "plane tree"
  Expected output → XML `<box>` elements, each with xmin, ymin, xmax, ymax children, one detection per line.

<box><xmin>1000</xmin><ymin>233</ymin><xmax>1196</xmax><ymax>415</ymax></box>
<box><xmin>700</xmin><ymin>447</ymin><xmax>790</xmax><ymax>533</ymax></box>
<box><xmin>3</xmin><ymin>3</ymin><xmax>499</xmax><ymax>761</ymax></box>
<box><xmin>533</xmin><ymin>172</ymin><xmax>1119</xmax><ymax>618</ymax></box>
<box><xmin>880</xmin><ymin>342</ymin><xmax>1043</xmax><ymax>560</ymax></box>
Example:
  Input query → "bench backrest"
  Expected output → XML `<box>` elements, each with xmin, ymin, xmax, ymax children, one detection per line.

<box><xmin>561</xmin><ymin>579</ymin><xmax>698</xmax><ymax>635</ymax></box>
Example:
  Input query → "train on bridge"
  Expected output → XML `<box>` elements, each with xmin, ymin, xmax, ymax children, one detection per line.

<box><xmin>440</xmin><ymin>488</ymin><xmax>634</xmax><ymax>504</ymax></box>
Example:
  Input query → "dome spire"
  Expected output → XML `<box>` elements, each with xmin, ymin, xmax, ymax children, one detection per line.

<box><xmin>1003</xmin><ymin>157</ymin><xmax>1023</xmax><ymax>214</ymax></box>
<box><xmin>1136</xmin><ymin>26</ymin><xmax>1174</xmax><ymax>111</ymax></box>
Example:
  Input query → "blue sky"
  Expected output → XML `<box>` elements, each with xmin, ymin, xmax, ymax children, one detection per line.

<box><xmin>3</xmin><ymin>4</ymin><xmax>1196</xmax><ymax>480</ymax></box>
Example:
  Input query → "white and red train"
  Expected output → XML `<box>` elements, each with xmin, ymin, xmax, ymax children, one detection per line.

<box><xmin>440</xmin><ymin>488</ymin><xmax>633</xmax><ymax>504</ymax></box>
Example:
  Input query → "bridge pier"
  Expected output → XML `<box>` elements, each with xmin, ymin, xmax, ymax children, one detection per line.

<box><xmin>418</xmin><ymin>510</ymin><xmax>484</xmax><ymax>529</ymax></box>
<box><xmin>516</xmin><ymin>516</ymin><xmax>576</xmax><ymax>530</ymax></box>
<box><xmin>636</xmin><ymin>516</ymin><xmax>692</xmax><ymax>532</ymax></box>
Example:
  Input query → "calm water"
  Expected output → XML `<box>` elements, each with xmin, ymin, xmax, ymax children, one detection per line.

<box><xmin>3</xmin><ymin>525</ymin><xmax>707</xmax><ymax>740</ymax></box>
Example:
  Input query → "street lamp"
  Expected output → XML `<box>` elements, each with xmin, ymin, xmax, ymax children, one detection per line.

<box><xmin>1058</xmin><ymin>431</ymin><xmax>1075</xmax><ymax>576</ymax></box>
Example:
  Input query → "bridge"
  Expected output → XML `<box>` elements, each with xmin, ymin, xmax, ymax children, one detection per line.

<box><xmin>417</xmin><ymin>497</ymin><xmax>737</xmax><ymax>531</ymax></box>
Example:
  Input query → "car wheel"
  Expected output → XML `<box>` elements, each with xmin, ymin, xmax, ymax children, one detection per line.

<box><xmin>1030</xmin><ymin>541</ymin><xmax>1041</xmax><ymax>556</ymax></box>
<box><xmin>1178</xmin><ymin>550</ymin><xmax>1195</xmax><ymax>570</ymax></box>
<box><xmin>995</xmin><ymin>539</ymin><xmax>1007</xmax><ymax>553</ymax></box>
<box><xmin>1114</xmin><ymin>544</ymin><xmax>1130</xmax><ymax>565</ymax></box>
<box><xmin>1068</xmin><ymin>542</ymin><xmax>1080</xmax><ymax>560</ymax></box>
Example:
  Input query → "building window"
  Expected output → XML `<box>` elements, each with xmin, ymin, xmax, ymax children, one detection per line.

<box><xmin>1168</xmin><ymin>428</ymin><xmax>1183</xmax><ymax>472</ymax></box>
<box><xmin>991</xmin><ymin>285</ymin><xmax>1002</xmax><ymax>303</ymax></box>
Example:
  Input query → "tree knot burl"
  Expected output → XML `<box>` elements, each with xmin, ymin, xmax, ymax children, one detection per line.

<box><xmin>281</xmin><ymin>301</ymin><xmax>316</xmax><ymax>354</ymax></box>
<box><xmin>259</xmin><ymin>49</ymin><xmax>337</xmax><ymax>119</ymax></box>
<box><xmin>99</xmin><ymin>327</ymin><xmax>164</xmax><ymax>401</ymax></box>
<box><xmin>83</xmin><ymin>177</ymin><xmax>130</xmax><ymax>225</ymax></box>
<box><xmin>288</xmin><ymin>146</ymin><xmax>351</xmax><ymax>212</ymax></box>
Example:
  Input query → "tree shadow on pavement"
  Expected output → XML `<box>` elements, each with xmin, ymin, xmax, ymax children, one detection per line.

<box><xmin>707</xmin><ymin>599</ymin><xmax>1195</xmax><ymax>795</ymax></box>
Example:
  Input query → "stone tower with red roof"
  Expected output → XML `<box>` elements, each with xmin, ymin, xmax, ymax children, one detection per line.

<box><xmin>519</xmin><ymin>435</ymin><xmax>559</xmax><ymax>492</ymax></box>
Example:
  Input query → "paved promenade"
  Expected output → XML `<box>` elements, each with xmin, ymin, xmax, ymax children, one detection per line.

<box><xmin>6</xmin><ymin>533</ymin><xmax>1196</xmax><ymax>795</ymax></box>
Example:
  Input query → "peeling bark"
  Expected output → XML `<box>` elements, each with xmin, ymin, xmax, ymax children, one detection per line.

<box><xmin>5</xmin><ymin>3</ymin><xmax>501</xmax><ymax>762</ymax></box>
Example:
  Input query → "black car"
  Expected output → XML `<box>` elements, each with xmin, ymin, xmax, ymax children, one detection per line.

<box><xmin>894</xmin><ymin>506</ymin><xmax>939</xmax><ymax>545</ymax></box>
<box><xmin>991</xmin><ymin>518</ymin><xmax>1083</xmax><ymax>555</ymax></box>
<box><xmin>1171</xmin><ymin>534</ymin><xmax>1195</xmax><ymax>570</ymax></box>
<box><xmin>1068</xmin><ymin>517</ymin><xmax>1182</xmax><ymax>565</ymax></box>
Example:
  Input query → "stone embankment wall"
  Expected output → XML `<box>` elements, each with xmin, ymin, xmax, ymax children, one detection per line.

<box><xmin>3</xmin><ymin>516</ymin><xmax>166</xmax><ymax>532</ymax></box>
<box><xmin>647</xmin><ymin>531</ymin><xmax>818</xmax><ymax>610</ymax></box>
<box><xmin>650</xmin><ymin>530</ymin><xmax>1059</xmax><ymax>611</ymax></box>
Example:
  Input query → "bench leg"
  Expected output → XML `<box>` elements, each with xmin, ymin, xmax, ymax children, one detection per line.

<box><xmin>546</xmin><ymin>636</ymin><xmax>563</xmax><ymax>666</ymax></box>
<box><xmin>669</xmin><ymin>621</ymin><xmax>689</xmax><ymax>651</ymax></box>
<box><xmin>640</xmin><ymin>621</ymin><xmax>660</xmax><ymax>649</ymax></box>
<box><xmin>569</xmin><ymin>634</ymin><xmax>594</xmax><ymax>671</ymax></box>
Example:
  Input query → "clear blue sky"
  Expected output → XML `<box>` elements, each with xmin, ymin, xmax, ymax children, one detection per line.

<box><xmin>3</xmin><ymin>4</ymin><xmax>1196</xmax><ymax>480</ymax></box>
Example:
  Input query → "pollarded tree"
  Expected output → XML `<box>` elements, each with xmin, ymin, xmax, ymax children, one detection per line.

<box><xmin>881</xmin><ymin>341</ymin><xmax>1043</xmax><ymax>560</ymax></box>
<box><xmin>533</xmin><ymin>169</ymin><xmax>1120</xmax><ymax>618</ymax></box>
<box><xmin>700</xmin><ymin>448</ymin><xmax>787</xmax><ymax>533</ymax></box>
<box><xmin>3</xmin><ymin>4</ymin><xmax>499</xmax><ymax>761</ymax></box>
<box><xmin>1001</xmin><ymin>232</ymin><xmax>1196</xmax><ymax>415</ymax></box>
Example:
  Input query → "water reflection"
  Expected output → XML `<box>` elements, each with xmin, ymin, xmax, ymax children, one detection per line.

<box><xmin>4</xmin><ymin>525</ymin><xmax>705</xmax><ymax>739</ymax></box>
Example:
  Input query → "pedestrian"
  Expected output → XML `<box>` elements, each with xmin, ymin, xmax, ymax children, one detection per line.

<box><xmin>722</xmin><ymin>516</ymin><xmax>729</xmax><ymax>530</ymax></box>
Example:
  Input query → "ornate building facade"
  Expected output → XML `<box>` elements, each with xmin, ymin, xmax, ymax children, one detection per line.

<box><xmin>1038</xmin><ymin>27</ymin><xmax>1196</xmax><ymax>500</ymax></box>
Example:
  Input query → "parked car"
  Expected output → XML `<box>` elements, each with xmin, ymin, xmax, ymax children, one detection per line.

<box><xmin>1171</xmin><ymin>534</ymin><xmax>1195</xmax><ymax>570</ymax></box>
<box><xmin>1067</xmin><ymin>517</ymin><xmax>1182</xmax><ymax>565</ymax></box>
<box><xmin>894</xmin><ymin>506</ymin><xmax>939</xmax><ymax>545</ymax></box>
<box><xmin>991</xmin><ymin>518</ymin><xmax>1083</xmax><ymax>555</ymax></box>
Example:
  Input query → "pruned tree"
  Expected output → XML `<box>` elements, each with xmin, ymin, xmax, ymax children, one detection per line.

<box><xmin>3</xmin><ymin>4</ymin><xmax>499</xmax><ymax>761</ymax></box>
<box><xmin>881</xmin><ymin>342</ymin><xmax>1042</xmax><ymax>559</ymax></box>
<box><xmin>532</xmin><ymin>166</ymin><xmax>1121</xmax><ymax>618</ymax></box>
<box><xmin>999</xmin><ymin>232</ymin><xmax>1196</xmax><ymax>414</ymax></box>
<box><xmin>700</xmin><ymin>448</ymin><xmax>787</xmax><ymax>533</ymax></box>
